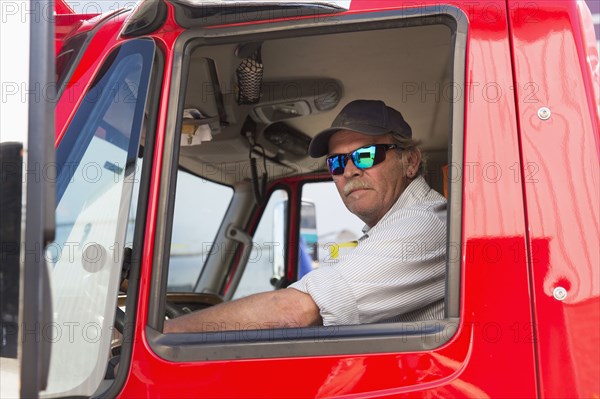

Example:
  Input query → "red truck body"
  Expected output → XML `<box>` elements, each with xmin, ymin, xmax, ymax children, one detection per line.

<box><xmin>2</xmin><ymin>0</ymin><xmax>598</xmax><ymax>397</ymax></box>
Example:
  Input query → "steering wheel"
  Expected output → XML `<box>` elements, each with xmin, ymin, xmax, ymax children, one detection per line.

<box><xmin>165</xmin><ymin>300</ymin><xmax>184</xmax><ymax>319</ymax></box>
<box><xmin>114</xmin><ymin>247</ymin><xmax>185</xmax><ymax>334</ymax></box>
<box><xmin>114</xmin><ymin>300</ymin><xmax>184</xmax><ymax>334</ymax></box>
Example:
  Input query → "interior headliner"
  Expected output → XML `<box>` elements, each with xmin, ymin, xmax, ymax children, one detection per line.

<box><xmin>178</xmin><ymin>22</ymin><xmax>454</xmax><ymax>187</ymax></box>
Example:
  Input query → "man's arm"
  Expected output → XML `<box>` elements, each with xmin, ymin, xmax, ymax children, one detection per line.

<box><xmin>164</xmin><ymin>288</ymin><xmax>322</xmax><ymax>333</ymax></box>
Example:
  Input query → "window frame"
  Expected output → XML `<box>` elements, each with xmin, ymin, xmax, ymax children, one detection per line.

<box><xmin>148</xmin><ymin>6</ymin><xmax>466</xmax><ymax>361</ymax></box>
<box><xmin>100</xmin><ymin>38</ymin><xmax>165</xmax><ymax>398</ymax></box>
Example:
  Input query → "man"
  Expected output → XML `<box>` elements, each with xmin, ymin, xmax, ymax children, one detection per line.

<box><xmin>165</xmin><ymin>99</ymin><xmax>446</xmax><ymax>333</ymax></box>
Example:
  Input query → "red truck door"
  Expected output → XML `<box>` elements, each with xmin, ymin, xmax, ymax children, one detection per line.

<box><xmin>116</xmin><ymin>1</ymin><xmax>540</xmax><ymax>397</ymax></box>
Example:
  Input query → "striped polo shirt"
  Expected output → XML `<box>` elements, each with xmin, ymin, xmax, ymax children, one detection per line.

<box><xmin>289</xmin><ymin>176</ymin><xmax>447</xmax><ymax>326</ymax></box>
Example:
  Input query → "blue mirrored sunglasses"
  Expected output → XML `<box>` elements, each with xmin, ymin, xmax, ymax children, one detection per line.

<box><xmin>326</xmin><ymin>144</ymin><xmax>398</xmax><ymax>175</ymax></box>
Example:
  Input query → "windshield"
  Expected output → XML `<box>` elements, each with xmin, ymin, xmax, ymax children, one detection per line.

<box><xmin>43</xmin><ymin>39</ymin><xmax>154</xmax><ymax>397</ymax></box>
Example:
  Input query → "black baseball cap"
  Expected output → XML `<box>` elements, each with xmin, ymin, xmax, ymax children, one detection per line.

<box><xmin>309</xmin><ymin>99</ymin><xmax>412</xmax><ymax>157</ymax></box>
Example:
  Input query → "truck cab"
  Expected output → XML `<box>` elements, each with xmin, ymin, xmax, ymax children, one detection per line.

<box><xmin>1</xmin><ymin>0</ymin><xmax>598</xmax><ymax>397</ymax></box>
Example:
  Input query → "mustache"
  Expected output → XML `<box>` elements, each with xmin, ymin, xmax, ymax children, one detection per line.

<box><xmin>343</xmin><ymin>180</ymin><xmax>372</xmax><ymax>196</ymax></box>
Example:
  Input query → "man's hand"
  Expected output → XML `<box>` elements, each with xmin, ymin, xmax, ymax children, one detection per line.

<box><xmin>164</xmin><ymin>288</ymin><xmax>322</xmax><ymax>333</ymax></box>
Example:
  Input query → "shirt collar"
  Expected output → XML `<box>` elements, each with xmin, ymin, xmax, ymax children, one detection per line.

<box><xmin>360</xmin><ymin>175</ymin><xmax>430</xmax><ymax>236</ymax></box>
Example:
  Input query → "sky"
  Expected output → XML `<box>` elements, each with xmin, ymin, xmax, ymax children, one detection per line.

<box><xmin>0</xmin><ymin>3</ymin><xmax>30</xmax><ymax>143</ymax></box>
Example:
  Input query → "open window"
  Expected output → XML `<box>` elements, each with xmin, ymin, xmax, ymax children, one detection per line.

<box><xmin>149</xmin><ymin>6</ymin><xmax>465</xmax><ymax>360</ymax></box>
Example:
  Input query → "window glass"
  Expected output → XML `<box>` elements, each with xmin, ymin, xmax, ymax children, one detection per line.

<box><xmin>233</xmin><ymin>190</ymin><xmax>288</xmax><ymax>299</ymax></box>
<box><xmin>44</xmin><ymin>39</ymin><xmax>154</xmax><ymax>397</ymax></box>
<box><xmin>168</xmin><ymin>172</ymin><xmax>233</xmax><ymax>292</ymax></box>
<box><xmin>299</xmin><ymin>181</ymin><xmax>364</xmax><ymax>277</ymax></box>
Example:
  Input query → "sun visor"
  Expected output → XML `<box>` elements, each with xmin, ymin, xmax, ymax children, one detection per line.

<box><xmin>184</xmin><ymin>57</ymin><xmax>227</xmax><ymax>135</ymax></box>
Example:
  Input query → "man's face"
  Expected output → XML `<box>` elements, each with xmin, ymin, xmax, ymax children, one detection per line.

<box><xmin>328</xmin><ymin>130</ymin><xmax>409</xmax><ymax>227</ymax></box>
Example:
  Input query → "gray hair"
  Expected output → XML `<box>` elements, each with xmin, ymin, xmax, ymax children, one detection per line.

<box><xmin>390</xmin><ymin>132</ymin><xmax>426</xmax><ymax>177</ymax></box>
